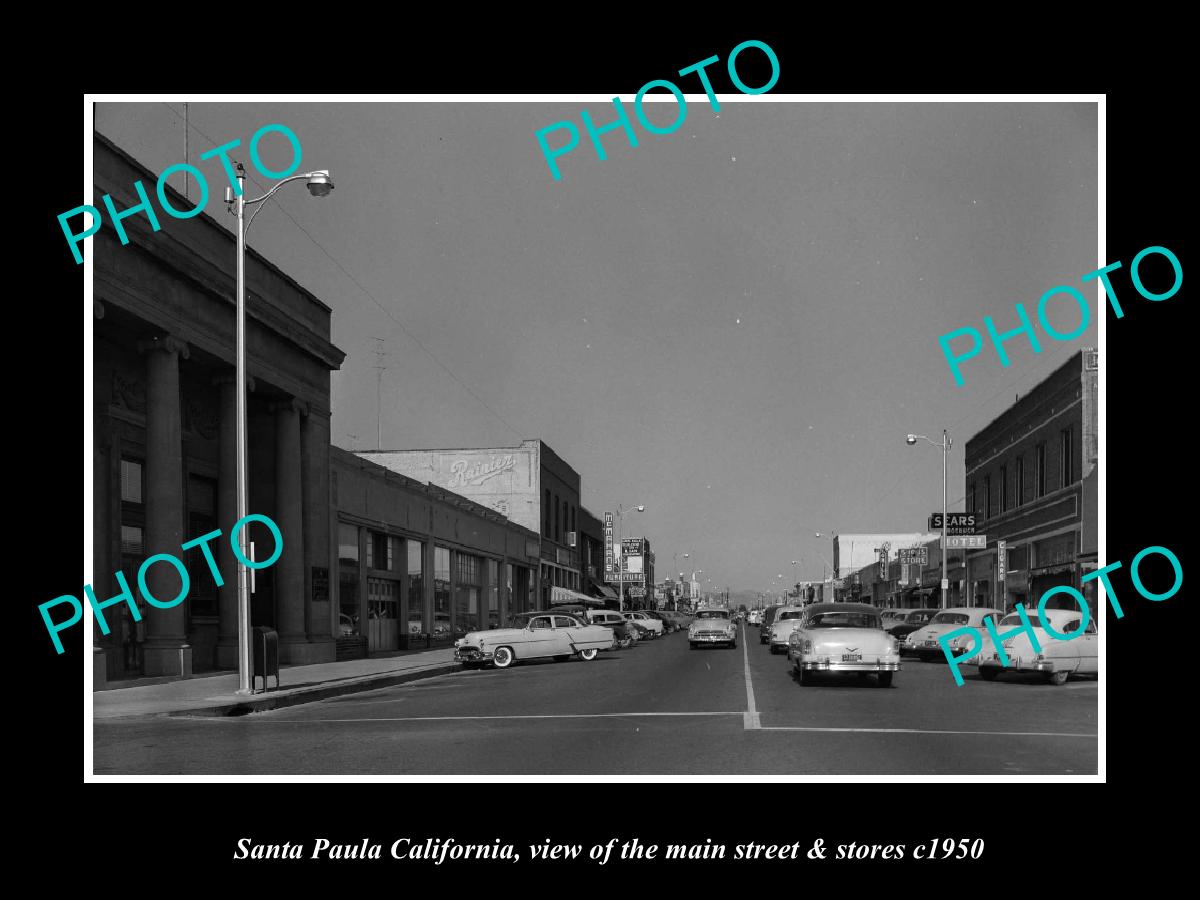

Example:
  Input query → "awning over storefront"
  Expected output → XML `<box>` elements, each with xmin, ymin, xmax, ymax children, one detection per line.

<box><xmin>586</xmin><ymin>579</ymin><xmax>618</xmax><ymax>601</ymax></box>
<box><xmin>551</xmin><ymin>586</ymin><xmax>604</xmax><ymax>607</ymax></box>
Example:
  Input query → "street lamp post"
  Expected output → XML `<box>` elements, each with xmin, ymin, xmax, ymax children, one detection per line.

<box><xmin>907</xmin><ymin>430</ymin><xmax>951</xmax><ymax>610</ymax></box>
<box><xmin>228</xmin><ymin>164</ymin><xmax>333</xmax><ymax>695</ymax></box>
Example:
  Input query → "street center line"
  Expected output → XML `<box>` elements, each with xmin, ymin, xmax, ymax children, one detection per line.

<box><xmin>742</xmin><ymin>621</ymin><xmax>760</xmax><ymax>730</ymax></box>
<box><xmin>757</xmin><ymin>726</ymin><xmax>1097</xmax><ymax>738</ymax></box>
<box><xmin>241</xmin><ymin>712</ymin><xmax>745</xmax><ymax>724</ymax></box>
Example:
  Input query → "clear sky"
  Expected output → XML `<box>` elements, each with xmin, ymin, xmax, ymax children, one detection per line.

<box><xmin>94</xmin><ymin>99</ymin><xmax>1098</xmax><ymax>593</ymax></box>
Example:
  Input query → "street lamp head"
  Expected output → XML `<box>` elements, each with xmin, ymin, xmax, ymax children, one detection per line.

<box><xmin>635</xmin><ymin>505</ymin><xmax>645</xmax><ymax>512</ymax></box>
<box><xmin>306</xmin><ymin>170</ymin><xmax>334</xmax><ymax>197</ymax></box>
<box><xmin>905</xmin><ymin>434</ymin><xmax>918</xmax><ymax>445</ymax></box>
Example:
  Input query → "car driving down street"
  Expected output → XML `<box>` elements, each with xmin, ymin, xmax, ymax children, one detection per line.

<box><xmin>688</xmin><ymin>608</ymin><xmax>738</xmax><ymax>649</ymax></box>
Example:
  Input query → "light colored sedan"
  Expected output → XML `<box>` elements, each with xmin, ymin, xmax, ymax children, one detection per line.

<box><xmin>976</xmin><ymin>608</ymin><xmax>1098</xmax><ymax>685</ymax></box>
<box><xmin>767</xmin><ymin>606</ymin><xmax>807</xmax><ymax>654</ymax></box>
<box><xmin>787</xmin><ymin>603</ymin><xmax>900</xmax><ymax>686</ymax></box>
<box><xmin>623</xmin><ymin>611</ymin><xmax>664</xmax><ymax>636</ymax></box>
<box><xmin>453</xmin><ymin>612</ymin><xmax>615</xmax><ymax>668</ymax></box>
<box><xmin>903</xmin><ymin>607</ymin><xmax>1004</xmax><ymax>661</ymax></box>
<box><xmin>688</xmin><ymin>609</ymin><xmax>737</xmax><ymax>649</ymax></box>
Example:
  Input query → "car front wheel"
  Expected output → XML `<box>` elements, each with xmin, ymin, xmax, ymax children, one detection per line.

<box><xmin>877</xmin><ymin>672</ymin><xmax>894</xmax><ymax>688</ymax></box>
<box><xmin>492</xmin><ymin>646</ymin><xmax>515</xmax><ymax>668</ymax></box>
<box><xmin>1045</xmin><ymin>670</ymin><xmax>1069</xmax><ymax>685</ymax></box>
<box><xmin>979</xmin><ymin>667</ymin><xmax>999</xmax><ymax>681</ymax></box>
<box><xmin>578</xmin><ymin>647</ymin><xmax>598</xmax><ymax>661</ymax></box>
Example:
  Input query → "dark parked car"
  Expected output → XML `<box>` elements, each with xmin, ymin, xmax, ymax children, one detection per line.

<box><xmin>643</xmin><ymin>611</ymin><xmax>677</xmax><ymax>633</ymax></box>
<box><xmin>759</xmin><ymin>605</ymin><xmax>783</xmax><ymax>644</ymax></box>
<box><xmin>886</xmin><ymin>608</ymin><xmax>940</xmax><ymax>654</ymax></box>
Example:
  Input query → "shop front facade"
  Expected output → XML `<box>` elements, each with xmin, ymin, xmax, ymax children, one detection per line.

<box><xmin>332</xmin><ymin>448</ymin><xmax>540</xmax><ymax>658</ymax></box>
<box><xmin>963</xmin><ymin>349</ymin><xmax>1099</xmax><ymax>617</ymax></box>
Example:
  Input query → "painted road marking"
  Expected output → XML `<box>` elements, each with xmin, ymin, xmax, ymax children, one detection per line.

<box><xmin>742</xmin><ymin>621</ymin><xmax>760</xmax><ymax>730</ymax></box>
<box><xmin>757</xmin><ymin>726</ymin><xmax>1096</xmax><ymax>738</ymax></box>
<box><xmin>245</xmin><ymin>712</ymin><xmax>746</xmax><ymax>723</ymax></box>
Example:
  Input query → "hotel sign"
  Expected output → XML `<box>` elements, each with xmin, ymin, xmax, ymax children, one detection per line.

<box><xmin>943</xmin><ymin>534</ymin><xmax>987</xmax><ymax>550</ymax></box>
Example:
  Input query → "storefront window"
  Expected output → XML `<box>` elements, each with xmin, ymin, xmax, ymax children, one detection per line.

<box><xmin>338</xmin><ymin>522</ymin><xmax>359</xmax><ymax>564</ymax></box>
<box><xmin>454</xmin><ymin>552</ymin><xmax>481</xmax><ymax>637</ymax></box>
<box><xmin>407</xmin><ymin>539</ymin><xmax>425</xmax><ymax>638</ymax></box>
<box><xmin>511</xmin><ymin>565</ymin><xmax>531</xmax><ymax>615</ymax></box>
<box><xmin>338</xmin><ymin>522</ymin><xmax>360</xmax><ymax>636</ymax></box>
<box><xmin>339</xmin><ymin>569</ymin><xmax>359</xmax><ymax>636</ymax></box>
<box><xmin>433</xmin><ymin>546</ymin><xmax>451</xmax><ymax>644</ymax></box>
<box><xmin>185</xmin><ymin>474</ymin><xmax>218</xmax><ymax>617</ymax></box>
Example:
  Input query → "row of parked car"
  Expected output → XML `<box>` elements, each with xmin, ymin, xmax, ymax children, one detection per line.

<box><xmin>751</xmin><ymin>601</ymin><xmax>1098</xmax><ymax>686</ymax></box>
<box><xmin>452</xmin><ymin>605</ymin><xmax>692</xmax><ymax>668</ymax></box>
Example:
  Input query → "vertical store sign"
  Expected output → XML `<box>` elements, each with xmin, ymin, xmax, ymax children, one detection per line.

<box><xmin>997</xmin><ymin>539</ymin><xmax>1007</xmax><ymax>597</ymax></box>
<box><xmin>604</xmin><ymin>511</ymin><xmax>614</xmax><ymax>580</ymax></box>
<box><xmin>877</xmin><ymin>547</ymin><xmax>889</xmax><ymax>580</ymax></box>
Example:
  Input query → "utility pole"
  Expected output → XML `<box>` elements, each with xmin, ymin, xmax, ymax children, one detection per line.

<box><xmin>372</xmin><ymin>337</ymin><xmax>388</xmax><ymax>449</ymax></box>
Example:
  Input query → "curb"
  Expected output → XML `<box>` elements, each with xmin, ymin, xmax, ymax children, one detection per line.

<box><xmin>164</xmin><ymin>662</ymin><xmax>462</xmax><ymax>718</ymax></box>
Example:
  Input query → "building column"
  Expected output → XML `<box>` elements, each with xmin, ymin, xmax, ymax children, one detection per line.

<box><xmin>273</xmin><ymin>397</ymin><xmax>308</xmax><ymax>662</ymax></box>
<box><xmin>214</xmin><ymin>373</ymin><xmax>254</xmax><ymax>669</ymax></box>
<box><xmin>139</xmin><ymin>335</ymin><xmax>192</xmax><ymax>677</ymax></box>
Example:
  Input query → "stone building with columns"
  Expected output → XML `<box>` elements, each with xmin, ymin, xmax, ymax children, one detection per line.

<box><xmin>91</xmin><ymin>133</ymin><xmax>346</xmax><ymax>680</ymax></box>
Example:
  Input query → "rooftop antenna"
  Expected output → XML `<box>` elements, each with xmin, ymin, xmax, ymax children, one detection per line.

<box><xmin>372</xmin><ymin>337</ymin><xmax>388</xmax><ymax>450</ymax></box>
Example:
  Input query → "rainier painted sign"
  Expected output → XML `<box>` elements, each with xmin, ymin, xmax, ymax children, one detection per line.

<box><xmin>447</xmin><ymin>454</ymin><xmax>515</xmax><ymax>488</ymax></box>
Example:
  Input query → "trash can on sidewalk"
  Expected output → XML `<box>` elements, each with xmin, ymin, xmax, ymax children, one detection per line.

<box><xmin>252</xmin><ymin>627</ymin><xmax>280</xmax><ymax>693</ymax></box>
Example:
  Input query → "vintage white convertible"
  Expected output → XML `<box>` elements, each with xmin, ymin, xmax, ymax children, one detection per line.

<box><xmin>453</xmin><ymin>612</ymin><xmax>616</xmax><ymax>668</ymax></box>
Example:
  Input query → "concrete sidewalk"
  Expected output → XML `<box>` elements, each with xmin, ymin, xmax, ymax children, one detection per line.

<box><xmin>93</xmin><ymin>649</ymin><xmax>460</xmax><ymax>719</ymax></box>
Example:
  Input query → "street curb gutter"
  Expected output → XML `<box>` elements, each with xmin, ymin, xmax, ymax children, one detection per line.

<box><xmin>164</xmin><ymin>663</ymin><xmax>462</xmax><ymax>718</ymax></box>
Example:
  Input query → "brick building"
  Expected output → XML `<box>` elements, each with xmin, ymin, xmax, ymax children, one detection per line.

<box><xmin>963</xmin><ymin>349</ymin><xmax>1099</xmax><ymax>615</ymax></box>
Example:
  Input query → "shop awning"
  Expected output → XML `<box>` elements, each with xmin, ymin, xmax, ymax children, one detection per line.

<box><xmin>586</xmin><ymin>579</ymin><xmax>619</xmax><ymax>600</ymax></box>
<box><xmin>1030</xmin><ymin>563</ymin><xmax>1077</xmax><ymax>576</ymax></box>
<box><xmin>550</xmin><ymin>586</ymin><xmax>604</xmax><ymax>607</ymax></box>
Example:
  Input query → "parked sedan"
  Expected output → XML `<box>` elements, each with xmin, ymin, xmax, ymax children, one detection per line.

<box><xmin>642</xmin><ymin>611</ymin><xmax>676</xmax><ymax>633</ymax></box>
<box><xmin>887</xmin><ymin>608</ymin><xmax>940</xmax><ymax>654</ymax></box>
<box><xmin>767</xmin><ymin>606</ymin><xmax>807</xmax><ymax>654</ymax></box>
<box><xmin>759</xmin><ymin>605</ymin><xmax>783</xmax><ymax>644</ymax></box>
<box><xmin>975</xmin><ymin>608</ymin><xmax>1098</xmax><ymax>685</ymax></box>
<box><xmin>903</xmin><ymin>607</ymin><xmax>1005</xmax><ymax>661</ymax></box>
<box><xmin>786</xmin><ymin>602</ymin><xmax>900</xmax><ymax>687</ymax></box>
<box><xmin>586</xmin><ymin>610</ymin><xmax>637</xmax><ymax>649</ymax></box>
<box><xmin>454</xmin><ymin>612</ymin><xmax>615</xmax><ymax>668</ymax></box>
<box><xmin>623</xmin><ymin>611</ymin><xmax>664</xmax><ymax>636</ymax></box>
<box><xmin>688</xmin><ymin>609</ymin><xmax>738</xmax><ymax>649</ymax></box>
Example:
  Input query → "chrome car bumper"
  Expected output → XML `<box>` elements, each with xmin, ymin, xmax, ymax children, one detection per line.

<box><xmin>454</xmin><ymin>647</ymin><xmax>494</xmax><ymax>663</ymax></box>
<box><xmin>691</xmin><ymin>633</ymin><xmax>734</xmax><ymax>643</ymax></box>
<box><xmin>979</xmin><ymin>654</ymin><xmax>1057</xmax><ymax>673</ymax></box>
<box><xmin>794</xmin><ymin>657</ymin><xmax>901</xmax><ymax>672</ymax></box>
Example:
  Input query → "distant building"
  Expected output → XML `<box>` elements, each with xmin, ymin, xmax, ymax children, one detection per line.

<box><xmin>359</xmin><ymin>440</ymin><xmax>582</xmax><ymax>608</ymax></box>
<box><xmin>963</xmin><ymin>349</ymin><xmax>1098</xmax><ymax>616</ymax></box>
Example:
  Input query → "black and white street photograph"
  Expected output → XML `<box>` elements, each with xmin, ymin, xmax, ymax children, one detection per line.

<box><xmin>76</xmin><ymin>92</ymin><xmax>1110</xmax><ymax>777</ymax></box>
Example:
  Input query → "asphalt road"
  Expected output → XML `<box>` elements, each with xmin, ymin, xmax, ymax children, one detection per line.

<box><xmin>93</xmin><ymin>623</ymin><xmax>1098</xmax><ymax>775</ymax></box>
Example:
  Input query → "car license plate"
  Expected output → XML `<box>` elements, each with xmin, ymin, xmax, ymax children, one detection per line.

<box><xmin>842</xmin><ymin>653</ymin><xmax>862</xmax><ymax>662</ymax></box>
<box><xmin>923</xmin><ymin>640</ymin><xmax>937</xmax><ymax>647</ymax></box>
